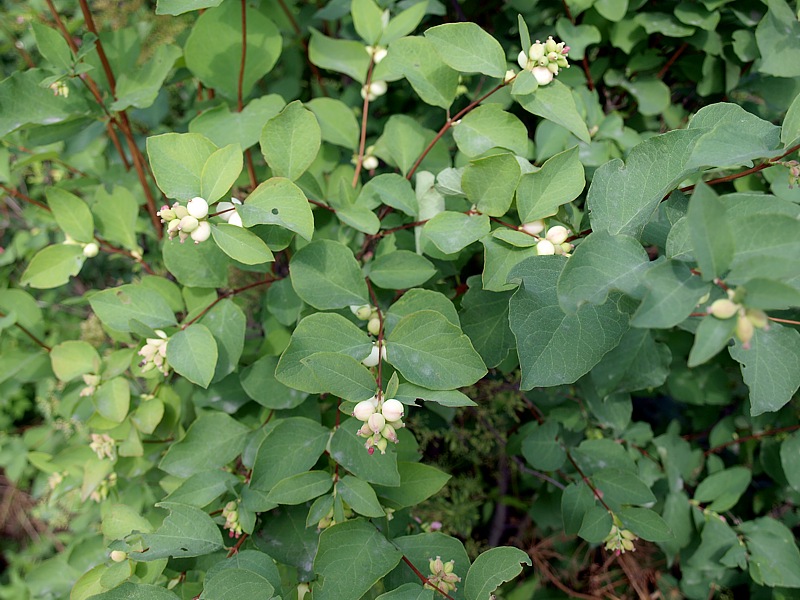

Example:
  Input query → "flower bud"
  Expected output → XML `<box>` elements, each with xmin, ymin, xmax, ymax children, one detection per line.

<box><xmin>381</xmin><ymin>398</ymin><xmax>404</xmax><ymax>422</ymax></box>
<box><xmin>746</xmin><ymin>309</ymin><xmax>769</xmax><ymax>329</ymax></box>
<box><xmin>368</xmin><ymin>413</ymin><xmax>386</xmax><ymax>434</ymax></box>
<box><xmin>191</xmin><ymin>221</ymin><xmax>211</xmax><ymax>243</ymax></box>
<box><xmin>353</xmin><ymin>400</ymin><xmax>376</xmax><ymax>421</ymax></box>
<box><xmin>167</xmin><ymin>219</ymin><xmax>181</xmax><ymax>235</ymax></box>
<box><xmin>532</xmin><ymin>66</ymin><xmax>554</xmax><ymax>86</ymax></box>
<box><xmin>545</xmin><ymin>36</ymin><xmax>558</xmax><ymax>53</ymax></box>
<box><xmin>368</xmin><ymin>317</ymin><xmax>381</xmax><ymax>336</ymax></box>
<box><xmin>187</xmin><ymin>196</ymin><xmax>209</xmax><ymax>220</ymax></box>
<box><xmin>228</xmin><ymin>212</ymin><xmax>243</xmax><ymax>227</ymax></box>
<box><xmin>709</xmin><ymin>299</ymin><xmax>739</xmax><ymax>320</ymax></box>
<box><xmin>560</xmin><ymin>242</ymin><xmax>573</xmax><ymax>255</ymax></box>
<box><xmin>536</xmin><ymin>239</ymin><xmax>556</xmax><ymax>255</ymax></box>
<box><xmin>547</xmin><ymin>62</ymin><xmax>559</xmax><ymax>75</ymax></box>
<box><xmin>520</xmin><ymin>220</ymin><xmax>545</xmax><ymax>235</ymax></box>
<box><xmin>381</xmin><ymin>423</ymin><xmax>398</xmax><ymax>443</ymax></box>
<box><xmin>736</xmin><ymin>314</ymin><xmax>755</xmax><ymax>347</ymax></box>
<box><xmin>173</xmin><ymin>204</ymin><xmax>189</xmax><ymax>219</ymax></box>
<box><xmin>362</xmin><ymin>343</ymin><xmax>382</xmax><ymax>367</ymax></box>
<box><xmin>157</xmin><ymin>205</ymin><xmax>176</xmax><ymax>222</ymax></box>
<box><xmin>376</xmin><ymin>437</ymin><xmax>388</xmax><ymax>454</ymax></box>
<box><xmin>179</xmin><ymin>215</ymin><xmax>199</xmax><ymax>233</ymax></box>
<box><xmin>529</xmin><ymin>42</ymin><xmax>545</xmax><ymax>61</ymax></box>
<box><xmin>545</xmin><ymin>225</ymin><xmax>570</xmax><ymax>245</ymax></box>
<box><xmin>110</xmin><ymin>550</ymin><xmax>128</xmax><ymax>562</ymax></box>
<box><xmin>83</xmin><ymin>242</ymin><xmax>99</xmax><ymax>258</ymax></box>
<box><xmin>359</xmin><ymin>422</ymin><xmax>373</xmax><ymax>437</ymax></box>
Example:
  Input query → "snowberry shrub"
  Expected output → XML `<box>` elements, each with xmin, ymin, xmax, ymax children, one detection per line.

<box><xmin>2</xmin><ymin>0</ymin><xmax>800</xmax><ymax>598</ymax></box>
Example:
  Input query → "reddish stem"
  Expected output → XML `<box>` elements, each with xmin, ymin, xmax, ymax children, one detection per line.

<box><xmin>0</xmin><ymin>310</ymin><xmax>51</xmax><ymax>351</ymax></box>
<box><xmin>353</xmin><ymin>57</ymin><xmax>377</xmax><ymax>187</ymax></box>
<box><xmin>183</xmin><ymin>277</ymin><xmax>276</xmax><ymax>328</ymax></box>
<box><xmin>400</xmin><ymin>556</ymin><xmax>455</xmax><ymax>600</ymax></box>
<box><xmin>704</xmin><ymin>425</ymin><xmax>800</xmax><ymax>456</ymax></box>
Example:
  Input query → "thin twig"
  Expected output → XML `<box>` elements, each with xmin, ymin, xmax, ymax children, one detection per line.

<box><xmin>704</xmin><ymin>424</ymin><xmax>800</xmax><ymax>456</ymax></box>
<box><xmin>183</xmin><ymin>277</ymin><xmax>276</xmax><ymax>328</ymax></box>
<box><xmin>0</xmin><ymin>310</ymin><xmax>51</xmax><ymax>351</ymax></box>
<box><xmin>400</xmin><ymin>555</ymin><xmax>455</xmax><ymax>600</ymax></box>
<box><xmin>1</xmin><ymin>184</ymin><xmax>50</xmax><ymax>211</ymax></box>
<box><xmin>352</xmin><ymin>57</ymin><xmax>377</xmax><ymax>187</ymax></box>
<box><xmin>566</xmin><ymin>451</ymin><xmax>614</xmax><ymax>514</ymax></box>
<box><xmin>658</xmin><ymin>43</ymin><xmax>688</xmax><ymax>80</ymax></box>
<box><xmin>226</xmin><ymin>532</ymin><xmax>248</xmax><ymax>557</ymax></box>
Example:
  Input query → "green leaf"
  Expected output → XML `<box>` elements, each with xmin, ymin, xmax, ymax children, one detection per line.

<box><xmin>184</xmin><ymin>2</ymin><xmax>281</xmax><ymax>98</ymax></box>
<box><xmin>200</xmin><ymin>144</ymin><xmax>242</xmax><ymax>204</ymax></box>
<box><xmin>0</xmin><ymin>70</ymin><xmax>87</xmax><ymax>137</ymax></box>
<box><xmin>481</xmin><ymin>236</ymin><xmax>538</xmax><ymax>292</ymax></box>
<box><xmin>726</xmin><ymin>214</ymin><xmax>800</xmax><ymax>284</ymax></box>
<box><xmin>387</xmin><ymin>36</ymin><xmax>459</xmax><ymax>109</ymax></box>
<box><xmin>782</xmin><ymin>91</ymin><xmax>800</xmax><ymax>147</ymax></box>
<box><xmin>522</xmin><ymin>421</ymin><xmax>566</xmax><ymax>471</ymax></box>
<box><xmin>424</xmin><ymin>23</ymin><xmax>507</xmax><ymax>78</ymax></box>
<box><xmin>605</xmin><ymin>71</ymin><xmax>670</xmax><ymax>117</ymax></box>
<box><xmin>289</xmin><ymin>239</ymin><xmax>369</xmax><ymax>309</ymax></box>
<box><xmin>593</xmin><ymin>468</ymin><xmax>656</xmax><ymax>508</ymax></box>
<box><xmin>146</xmin><ymin>133</ymin><xmax>217</xmax><ymax>200</ymax></box>
<box><xmin>591</xmin><ymin>328</ymin><xmax>671</xmax><ymax>395</ymax></box>
<box><xmin>463</xmin><ymin>547</ymin><xmax>532</xmax><ymax>600</ymax></box>
<box><xmin>253</xmin><ymin>506</ymin><xmax>319</xmax><ymax>581</ymax></box>
<box><xmin>189</xmin><ymin>95</ymin><xmax>286</xmax><ymax>150</ymax></box>
<box><xmin>21</xmin><ymin>244</ymin><xmax>85</xmax><ymax>289</ymax></box>
<box><xmin>250</xmin><ymin>417</ymin><xmax>330</xmax><ymax>491</ymax></box>
<box><xmin>165</xmin><ymin>324</ymin><xmax>218</xmax><ymax>389</ymax></box>
<box><xmin>89</xmin><ymin>284</ymin><xmax>176</xmax><ymax>333</ymax></box>
<box><xmin>306</xmin><ymin>98</ymin><xmax>360</xmax><ymax>150</ymax></box>
<box><xmin>688</xmin><ymin>316</ymin><xmax>737</xmax><ymax>367</ymax></box>
<box><xmin>352</xmin><ymin>0</ymin><xmax>385</xmax><ymax>44</ymax></box>
<box><xmin>241</xmin><ymin>354</ymin><xmax>308</xmax><ymax>409</ymax></box>
<box><xmin>93</xmin><ymin>186</ymin><xmax>139</xmax><ymax>251</ymax></box>
<box><xmin>160</xmin><ymin>412</ymin><xmax>249</xmax><ymax>478</ymax></box>
<box><xmin>337</xmin><ymin>475</ymin><xmax>385</xmax><ymax>517</ymax></box>
<box><xmin>260</xmin><ymin>101</ymin><xmax>321</xmax><ymax>181</ymax></box>
<box><xmin>300</xmin><ymin>352</ymin><xmax>377</xmax><ymax>401</ymax></box>
<box><xmin>618</xmin><ymin>507</ymin><xmax>673</xmax><ymax>542</ymax></box>
<box><xmin>631</xmin><ymin>261</ymin><xmax>710</xmax><ymax>328</ymax></box>
<box><xmin>386</xmin><ymin>310</ymin><xmax>487</xmax><ymax>390</ymax></box>
<box><xmin>358</xmin><ymin>173</ymin><xmax>418</xmax><ymax>217</ymax></box>
<box><xmin>368</xmin><ymin>250</ymin><xmax>436</xmax><ymax>289</ymax></box>
<box><xmin>373</xmin><ymin>462</ymin><xmax>450</xmax><ymax>509</ymax></box>
<box><xmin>421</xmin><ymin>212</ymin><xmax>489</xmax><ymax>256</ymax></box>
<box><xmin>561</xmin><ymin>482</ymin><xmax>596</xmax><ymax>535</ymax></box>
<box><xmin>556</xmin><ymin>231</ymin><xmax>650</xmax><ymax>313</ymax></box>
<box><xmin>201</xmin><ymin>569</ymin><xmax>274</xmax><ymax>600</ymax></box>
<box><xmin>211</xmin><ymin>223</ymin><xmax>273</xmax><ymax>265</ymax></box>
<box><xmin>385</xmin><ymin>289</ymin><xmax>460</xmax><ymax>334</ymax></box>
<box><xmin>102</xmin><ymin>504</ymin><xmax>154</xmax><ymax>540</ymax></box>
<box><xmin>395</xmin><ymin>383</ymin><xmax>476</xmax><ymax>407</ymax></box>
<box><xmin>163</xmin><ymin>234</ymin><xmax>230</xmax><ymax>288</ymax></box>
<box><xmin>330</xmin><ymin>421</ymin><xmax>400</xmax><ymax>486</ymax></box>
<box><xmin>239</xmin><ymin>177</ymin><xmax>314</xmax><ymax>242</ymax></box>
<box><xmin>516</xmin><ymin>146</ymin><xmax>584</xmax><ymax>222</ymax></box>
<box><xmin>453</xmin><ymin>104</ymin><xmax>528</xmax><ymax>157</ymax></box>
<box><xmin>156</xmin><ymin>0</ymin><xmax>223</xmax><ymax>15</ymax></box>
<box><xmin>93</xmin><ymin>377</ymin><xmax>130</xmax><ymax>423</ymax></box>
<box><xmin>164</xmin><ymin>470</ymin><xmax>240</xmax><ymax>507</ymax></box>
<box><xmin>50</xmin><ymin>341</ymin><xmax>100</xmax><ymax>381</ymax></box>
<box><xmin>740</xmin><ymin>517</ymin><xmax>800</xmax><ymax>588</ymax></box>
<box><xmin>385</xmin><ymin>532</ymin><xmax>469</xmax><ymax>595</ymax></box>
<box><xmin>460</xmin><ymin>276</ymin><xmax>515</xmax><ymax>368</ymax></box>
<box><xmin>554</xmin><ymin>19</ymin><xmax>601</xmax><ymax>59</ymax></box>
<box><xmin>741</xmin><ymin>278</ymin><xmax>800</xmax><ymax>310</ymax></box>
<box><xmin>31</xmin><ymin>22</ymin><xmax>73</xmax><ymax>71</ymax></box>
<box><xmin>200</xmin><ymin>299</ymin><xmax>245</xmax><ymax>383</ymax></box>
<box><xmin>111</xmin><ymin>44</ymin><xmax>182</xmax><ymax>111</ymax></box>
<box><xmin>383</xmin><ymin>2</ymin><xmax>428</xmax><ymax>44</ymax></box>
<box><xmin>87</xmin><ymin>583</ymin><xmax>179</xmax><ymax>600</ymax></box>
<box><xmin>509</xmin><ymin>256</ymin><xmax>633</xmax><ymax>388</ymax></box>
<box><xmin>755</xmin><ymin>0</ymin><xmax>800</xmax><ymax>78</ymax></box>
<box><xmin>314</xmin><ymin>520</ymin><xmax>403</xmax><ymax>600</ymax></box>
<box><xmin>375</xmin><ymin>115</ymin><xmax>442</xmax><ymax>177</ymax></box>
<box><xmin>587</xmin><ymin>129</ymin><xmax>705</xmax><ymax>239</ymax></box>
<box><xmin>308</xmin><ymin>28</ymin><xmax>370</xmax><ymax>83</ymax></box>
<box><xmin>265</xmin><ymin>471</ymin><xmax>333</xmax><ymax>505</ymax></box>
<box><xmin>578</xmin><ymin>505</ymin><xmax>613</xmax><ymax>542</ymax></box>
<box><xmin>515</xmin><ymin>80</ymin><xmax>591</xmax><ymax>144</ymax></box>
<box><xmin>461</xmin><ymin>153</ymin><xmax>521</xmax><ymax>217</ymax></box>
<box><xmin>47</xmin><ymin>189</ymin><xmax>94</xmax><ymax>244</ymax></box>
<box><xmin>728</xmin><ymin>324</ymin><xmax>800</xmax><ymax>416</ymax></box>
<box><xmin>694</xmin><ymin>466</ymin><xmax>751</xmax><ymax>512</ymax></box>
<box><xmin>205</xmin><ymin>550</ymin><xmax>282</xmax><ymax>594</ymax></box>
<box><xmin>130</xmin><ymin>502</ymin><xmax>224</xmax><ymax>561</ymax></box>
<box><xmin>780</xmin><ymin>433</ymin><xmax>800</xmax><ymax>492</ymax></box>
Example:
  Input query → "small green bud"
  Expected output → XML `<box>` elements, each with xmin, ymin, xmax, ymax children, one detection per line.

<box><xmin>367</xmin><ymin>316</ymin><xmax>381</xmax><ymax>336</ymax></box>
<box><xmin>709</xmin><ymin>299</ymin><xmax>739</xmax><ymax>319</ymax></box>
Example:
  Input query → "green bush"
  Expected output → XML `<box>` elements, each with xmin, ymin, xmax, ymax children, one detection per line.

<box><xmin>1</xmin><ymin>0</ymin><xmax>800</xmax><ymax>598</ymax></box>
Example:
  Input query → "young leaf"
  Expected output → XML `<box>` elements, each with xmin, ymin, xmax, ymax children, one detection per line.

<box><xmin>260</xmin><ymin>101</ymin><xmax>321</xmax><ymax>181</ymax></box>
<box><xmin>47</xmin><ymin>188</ymin><xmax>94</xmax><ymax>243</ymax></box>
<box><xmin>211</xmin><ymin>223</ymin><xmax>274</xmax><ymax>265</ymax></box>
<box><xmin>21</xmin><ymin>244</ymin><xmax>86</xmax><ymax>290</ymax></box>
<box><xmin>352</xmin><ymin>0</ymin><xmax>385</xmax><ymax>44</ymax></box>
<box><xmin>386</xmin><ymin>36</ymin><xmax>459</xmax><ymax>109</ymax></box>
<box><xmin>200</xmin><ymin>144</ymin><xmax>243</xmax><ymax>203</ymax></box>
<box><xmin>165</xmin><ymin>323</ymin><xmax>218</xmax><ymax>388</ymax></box>
<box><xmin>130</xmin><ymin>502</ymin><xmax>224</xmax><ymax>561</ymax></box>
<box><xmin>516</xmin><ymin>146</ymin><xmax>585</xmax><ymax>222</ymax></box>
<box><xmin>289</xmin><ymin>239</ymin><xmax>369</xmax><ymax>309</ymax></box>
<box><xmin>424</xmin><ymin>23</ymin><xmax>507</xmax><ymax>78</ymax></box>
<box><xmin>688</xmin><ymin>316</ymin><xmax>737</xmax><ymax>367</ymax></box>
<box><xmin>146</xmin><ymin>132</ymin><xmax>217</xmax><ymax>200</ymax></box>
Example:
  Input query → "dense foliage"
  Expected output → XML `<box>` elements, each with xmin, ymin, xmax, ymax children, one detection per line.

<box><xmin>2</xmin><ymin>0</ymin><xmax>800</xmax><ymax>598</ymax></box>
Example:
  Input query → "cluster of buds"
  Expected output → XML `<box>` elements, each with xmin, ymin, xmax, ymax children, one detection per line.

<box><xmin>361</xmin><ymin>80</ymin><xmax>388</xmax><ymax>101</ymax></box>
<box><xmin>138</xmin><ymin>329</ymin><xmax>170</xmax><ymax>376</ymax></box>
<box><xmin>603</xmin><ymin>524</ymin><xmax>638</xmax><ymax>555</ymax></box>
<box><xmin>157</xmin><ymin>197</ymin><xmax>211</xmax><ymax>243</ymax></box>
<box><xmin>80</xmin><ymin>373</ymin><xmax>100</xmax><ymax>397</ymax></box>
<box><xmin>780</xmin><ymin>160</ymin><xmax>800</xmax><ymax>188</ymax></box>
<box><xmin>353</xmin><ymin>395</ymin><xmax>406</xmax><ymax>455</ymax></box>
<box><xmin>90</xmin><ymin>472</ymin><xmax>117</xmax><ymax>503</ymax></box>
<box><xmin>222</xmin><ymin>500</ymin><xmax>243</xmax><ymax>538</ymax></box>
<box><xmin>519</xmin><ymin>221</ymin><xmax>573</xmax><ymax>256</ymax></box>
<box><xmin>216</xmin><ymin>197</ymin><xmax>243</xmax><ymax>227</ymax></box>
<box><xmin>424</xmin><ymin>556</ymin><xmax>461</xmax><ymax>593</ymax></box>
<box><xmin>89</xmin><ymin>433</ymin><xmax>116</xmax><ymax>461</ymax></box>
<box><xmin>708</xmin><ymin>291</ymin><xmax>769</xmax><ymax>349</ymax></box>
<box><xmin>517</xmin><ymin>36</ymin><xmax>570</xmax><ymax>86</ymax></box>
<box><xmin>351</xmin><ymin>303</ymin><xmax>382</xmax><ymax>336</ymax></box>
<box><xmin>49</xmin><ymin>81</ymin><xmax>69</xmax><ymax>98</ymax></box>
<box><xmin>317</xmin><ymin>503</ymin><xmax>354</xmax><ymax>530</ymax></box>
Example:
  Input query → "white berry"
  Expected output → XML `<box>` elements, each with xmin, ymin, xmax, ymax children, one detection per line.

<box><xmin>187</xmin><ymin>197</ymin><xmax>209</xmax><ymax>220</ymax></box>
<box><xmin>381</xmin><ymin>399</ymin><xmax>404</xmax><ymax>422</ymax></box>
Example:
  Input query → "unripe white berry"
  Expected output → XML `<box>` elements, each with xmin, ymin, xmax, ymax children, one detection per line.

<box><xmin>545</xmin><ymin>225</ymin><xmax>570</xmax><ymax>245</ymax></box>
<box><xmin>532</xmin><ymin>66</ymin><xmax>554</xmax><ymax>85</ymax></box>
<box><xmin>381</xmin><ymin>398</ymin><xmax>404</xmax><ymax>422</ymax></box>
<box><xmin>110</xmin><ymin>550</ymin><xmax>128</xmax><ymax>562</ymax></box>
<box><xmin>368</xmin><ymin>412</ymin><xmax>386</xmax><ymax>434</ymax></box>
<box><xmin>529</xmin><ymin>42</ymin><xmax>545</xmax><ymax>61</ymax></box>
<box><xmin>173</xmin><ymin>204</ymin><xmax>189</xmax><ymax>219</ymax></box>
<box><xmin>709</xmin><ymin>299</ymin><xmax>739</xmax><ymax>320</ymax></box>
<box><xmin>353</xmin><ymin>400</ymin><xmax>376</xmax><ymax>421</ymax></box>
<box><xmin>191</xmin><ymin>221</ymin><xmax>211</xmax><ymax>243</ymax></box>
<box><xmin>83</xmin><ymin>242</ymin><xmax>99</xmax><ymax>258</ymax></box>
<box><xmin>536</xmin><ymin>239</ymin><xmax>556</xmax><ymax>255</ymax></box>
<box><xmin>362</xmin><ymin>343</ymin><xmax>381</xmax><ymax>367</ymax></box>
<box><xmin>187</xmin><ymin>197</ymin><xmax>209</xmax><ymax>220</ymax></box>
<box><xmin>367</xmin><ymin>317</ymin><xmax>381</xmax><ymax>336</ymax></box>
<box><xmin>517</xmin><ymin>50</ymin><xmax>529</xmax><ymax>70</ymax></box>
<box><xmin>179</xmin><ymin>215</ymin><xmax>199</xmax><ymax>233</ymax></box>
<box><xmin>350</xmin><ymin>304</ymin><xmax>372</xmax><ymax>320</ymax></box>
<box><xmin>362</xmin><ymin>155</ymin><xmax>379</xmax><ymax>171</ymax></box>
<box><xmin>228</xmin><ymin>212</ymin><xmax>243</xmax><ymax>228</ymax></box>
<box><xmin>504</xmin><ymin>69</ymin><xmax>516</xmax><ymax>83</ymax></box>
<box><xmin>520</xmin><ymin>220</ymin><xmax>545</xmax><ymax>235</ymax></box>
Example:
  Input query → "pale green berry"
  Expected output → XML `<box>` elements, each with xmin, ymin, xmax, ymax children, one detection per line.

<box><xmin>353</xmin><ymin>400</ymin><xmax>376</xmax><ymax>421</ymax></box>
<box><xmin>83</xmin><ymin>242</ymin><xmax>99</xmax><ymax>258</ymax></box>
<box><xmin>545</xmin><ymin>225</ymin><xmax>570</xmax><ymax>245</ymax></box>
<box><xmin>709</xmin><ymin>299</ymin><xmax>739</xmax><ymax>319</ymax></box>
<box><xmin>381</xmin><ymin>398</ymin><xmax>404</xmax><ymax>422</ymax></box>
<box><xmin>536</xmin><ymin>239</ymin><xmax>556</xmax><ymax>255</ymax></box>
<box><xmin>736</xmin><ymin>313</ymin><xmax>755</xmax><ymax>347</ymax></box>
<box><xmin>191</xmin><ymin>221</ymin><xmax>211</xmax><ymax>243</ymax></box>
<box><xmin>368</xmin><ymin>413</ymin><xmax>386</xmax><ymax>434</ymax></box>
<box><xmin>368</xmin><ymin>317</ymin><xmax>381</xmax><ymax>336</ymax></box>
<box><xmin>179</xmin><ymin>215</ymin><xmax>199</xmax><ymax>233</ymax></box>
<box><xmin>746</xmin><ymin>308</ymin><xmax>769</xmax><ymax>329</ymax></box>
<box><xmin>110</xmin><ymin>550</ymin><xmax>128</xmax><ymax>562</ymax></box>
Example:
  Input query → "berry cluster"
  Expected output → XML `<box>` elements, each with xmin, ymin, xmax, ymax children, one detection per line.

<box><xmin>519</xmin><ymin>221</ymin><xmax>573</xmax><ymax>255</ymax></box>
<box><xmin>157</xmin><ymin>197</ymin><xmax>211</xmax><ymax>244</ymax></box>
<box><xmin>351</xmin><ymin>303</ymin><xmax>382</xmax><ymax>336</ymax></box>
<box><xmin>516</xmin><ymin>36</ymin><xmax>570</xmax><ymax>86</ymax></box>
<box><xmin>424</xmin><ymin>556</ymin><xmax>461</xmax><ymax>593</ymax></box>
<box><xmin>352</xmin><ymin>395</ymin><xmax>405</xmax><ymax>455</ymax></box>
<box><xmin>138</xmin><ymin>329</ymin><xmax>169</xmax><ymax>376</ymax></box>
<box><xmin>603</xmin><ymin>524</ymin><xmax>638</xmax><ymax>555</ymax></box>
<box><xmin>708</xmin><ymin>293</ymin><xmax>769</xmax><ymax>349</ymax></box>
<box><xmin>222</xmin><ymin>500</ymin><xmax>243</xmax><ymax>538</ymax></box>
<box><xmin>216</xmin><ymin>197</ymin><xmax>244</xmax><ymax>227</ymax></box>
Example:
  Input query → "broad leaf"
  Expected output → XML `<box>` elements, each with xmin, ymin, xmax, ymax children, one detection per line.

<box><xmin>516</xmin><ymin>146</ymin><xmax>585</xmax><ymax>222</ymax></box>
<box><xmin>424</xmin><ymin>23</ymin><xmax>507</xmax><ymax>78</ymax></box>
<box><xmin>21</xmin><ymin>244</ymin><xmax>85</xmax><ymax>289</ymax></box>
<box><xmin>260</xmin><ymin>101</ymin><xmax>321</xmax><ymax>181</ymax></box>
<box><xmin>290</xmin><ymin>240</ymin><xmax>369</xmax><ymax>309</ymax></box>
<box><xmin>463</xmin><ymin>547</ymin><xmax>532</xmax><ymax>600</ymax></box>
<box><xmin>130</xmin><ymin>502</ymin><xmax>224</xmax><ymax>561</ymax></box>
<box><xmin>165</xmin><ymin>324</ymin><xmax>218</xmax><ymax>388</ymax></box>
<box><xmin>47</xmin><ymin>188</ymin><xmax>94</xmax><ymax>243</ymax></box>
<box><xmin>211</xmin><ymin>223</ymin><xmax>273</xmax><ymax>265</ymax></box>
